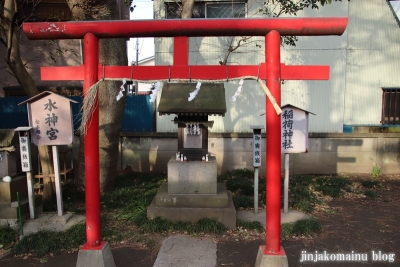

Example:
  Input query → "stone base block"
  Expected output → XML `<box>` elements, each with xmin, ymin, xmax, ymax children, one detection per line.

<box><xmin>0</xmin><ymin>195</ymin><xmax>42</xmax><ymax>219</ymax></box>
<box><xmin>0</xmin><ymin>175</ymin><xmax>28</xmax><ymax>203</ymax></box>
<box><xmin>254</xmin><ymin>246</ymin><xmax>289</xmax><ymax>267</ymax></box>
<box><xmin>147</xmin><ymin>189</ymin><xmax>236</xmax><ymax>229</ymax></box>
<box><xmin>168</xmin><ymin>156</ymin><xmax>217</xmax><ymax>194</ymax></box>
<box><xmin>76</xmin><ymin>241</ymin><xmax>115</xmax><ymax>267</ymax></box>
<box><xmin>155</xmin><ymin>183</ymin><xmax>229</xmax><ymax>208</ymax></box>
<box><xmin>0</xmin><ymin>151</ymin><xmax>17</xmax><ymax>178</ymax></box>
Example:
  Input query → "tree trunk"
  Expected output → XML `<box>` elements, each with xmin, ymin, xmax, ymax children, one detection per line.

<box><xmin>181</xmin><ymin>0</ymin><xmax>195</xmax><ymax>18</ymax></box>
<box><xmin>2</xmin><ymin>0</ymin><xmax>54</xmax><ymax>202</ymax></box>
<box><xmin>98</xmin><ymin>39</ymin><xmax>127</xmax><ymax>192</ymax></box>
<box><xmin>67</xmin><ymin>0</ymin><xmax>127</xmax><ymax>192</ymax></box>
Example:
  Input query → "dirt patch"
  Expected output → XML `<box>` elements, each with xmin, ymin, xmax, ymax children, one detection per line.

<box><xmin>217</xmin><ymin>175</ymin><xmax>400</xmax><ymax>266</ymax></box>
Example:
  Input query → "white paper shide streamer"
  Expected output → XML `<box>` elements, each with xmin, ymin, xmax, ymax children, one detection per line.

<box><xmin>149</xmin><ymin>81</ymin><xmax>161</xmax><ymax>103</ymax></box>
<box><xmin>116</xmin><ymin>78</ymin><xmax>126</xmax><ymax>101</ymax></box>
<box><xmin>231</xmin><ymin>79</ymin><xmax>244</xmax><ymax>102</ymax></box>
<box><xmin>188</xmin><ymin>82</ymin><xmax>202</xmax><ymax>102</ymax></box>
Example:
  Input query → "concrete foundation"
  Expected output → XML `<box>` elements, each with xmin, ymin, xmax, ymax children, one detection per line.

<box><xmin>76</xmin><ymin>241</ymin><xmax>115</xmax><ymax>267</ymax></box>
<box><xmin>155</xmin><ymin>183</ymin><xmax>229</xmax><ymax>208</ymax></box>
<box><xmin>237</xmin><ymin>209</ymin><xmax>310</xmax><ymax>227</ymax></box>
<box><xmin>147</xmin><ymin>185</ymin><xmax>236</xmax><ymax>229</ymax></box>
<box><xmin>148</xmin><ymin>155</ymin><xmax>236</xmax><ymax>229</ymax></box>
<box><xmin>168</xmin><ymin>156</ymin><xmax>217</xmax><ymax>194</ymax></box>
<box><xmin>254</xmin><ymin>246</ymin><xmax>289</xmax><ymax>267</ymax></box>
<box><xmin>23</xmin><ymin>213</ymin><xmax>85</xmax><ymax>235</ymax></box>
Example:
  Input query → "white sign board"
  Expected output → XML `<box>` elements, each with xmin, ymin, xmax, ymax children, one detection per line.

<box><xmin>281</xmin><ymin>105</ymin><xmax>313</xmax><ymax>153</ymax></box>
<box><xmin>19</xmin><ymin>136</ymin><xmax>32</xmax><ymax>172</ymax></box>
<box><xmin>20</xmin><ymin>92</ymin><xmax>77</xmax><ymax>146</ymax></box>
<box><xmin>253</xmin><ymin>133</ymin><xmax>262</xmax><ymax>167</ymax></box>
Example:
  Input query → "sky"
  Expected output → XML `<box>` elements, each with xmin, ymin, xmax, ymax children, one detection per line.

<box><xmin>390</xmin><ymin>0</ymin><xmax>400</xmax><ymax>17</ymax></box>
<box><xmin>127</xmin><ymin>0</ymin><xmax>155</xmax><ymax>65</ymax></box>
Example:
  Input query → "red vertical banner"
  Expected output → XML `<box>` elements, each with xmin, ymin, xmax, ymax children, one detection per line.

<box><xmin>265</xmin><ymin>30</ymin><xmax>282</xmax><ymax>254</ymax></box>
<box><xmin>83</xmin><ymin>32</ymin><xmax>101</xmax><ymax>248</ymax></box>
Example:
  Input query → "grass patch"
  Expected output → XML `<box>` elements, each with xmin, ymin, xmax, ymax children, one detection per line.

<box><xmin>135</xmin><ymin>217</ymin><xmax>226</xmax><ymax>235</ymax></box>
<box><xmin>236</xmin><ymin>220</ymin><xmax>264</xmax><ymax>232</ymax></box>
<box><xmin>287</xmin><ymin>175</ymin><xmax>353</xmax><ymax>212</ymax></box>
<box><xmin>364</xmin><ymin>189</ymin><xmax>377</xmax><ymax>199</ymax></box>
<box><xmin>218</xmin><ymin>169</ymin><xmax>265</xmax><ymax>210</ymax></box>
<box><xmin>281</xmin><ymin>218</ymin><xmax>322</xmax><ymax>240</ymax></box>
<box><xmin>361</xmin><ymin>179</ymin><xmax>380</xmax><ymax>188</ymax></box>
<box><xmin>0</xmin><ymin>226</ymin><xmax>18</xmax><ymax>249</ymax></box>
<box><xmin>314</xmin><ymin>176</ymin><xmax>352</xmax><ymax>198</ymax></box>
<box><xmin>286</xmin><ymin>177</ymin><xmax>319</xmax><ymax>213</ymax></box>
<box><xmin>11</xmin><ymin>223</ymin><xmax>86</xmax><ymax>257</ymax></box>
<box><xmin>219</xmin><ymin>171</ymin><xmax>353</xmax><ymax>213</ymax></box>
<box><xmin>11</xmin><ymin>220</ymin><xmax>124</xmax><ymax>258</ymax></box>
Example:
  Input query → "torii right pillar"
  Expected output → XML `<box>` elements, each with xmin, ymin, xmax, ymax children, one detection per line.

<box><xmin>255</xmin><ymin>29</ymin><xmax>288</xmax><ymax>267</ymax></box>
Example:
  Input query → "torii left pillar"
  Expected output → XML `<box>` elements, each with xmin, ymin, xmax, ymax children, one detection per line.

<box><xmin>75</xmin><ymin>33</ymin><xmax>116</xmax><ymax>267</ymax></box>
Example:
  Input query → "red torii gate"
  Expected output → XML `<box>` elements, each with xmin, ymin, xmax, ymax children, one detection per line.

<box><xmin>23</xmin><ymin>17</ymin><xmax>347</xmax><ymax>259</ymax></box>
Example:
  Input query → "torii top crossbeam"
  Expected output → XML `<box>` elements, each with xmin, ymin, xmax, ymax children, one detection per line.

<box><xmin>23</xmin><ymin>18</ymin><xmax>347</xmax><ymax>39</ymax></box>
<box><xmin>23</xmin><ymin>17</ymin><xmax>347</xmax><ymax>258</ymax></box>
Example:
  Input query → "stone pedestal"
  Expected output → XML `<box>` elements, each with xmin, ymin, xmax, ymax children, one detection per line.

<box><xmin>255</xmin><ymin>246</ymin><xmax>289</xmax><ymax>267</ymax></box>
<box><xmin>168</xmin><ymin>157</ymin><xmax>217</xmax><ymax>194</ymax></box>
<box><xmin>76</xmin><ymin>241</ymin><xmax>115</xmax><ymax>267</ymax></box>
<box><xmin>147</xmin><ymin>156</ymin><xmax>236</xmax><ymax>229</ymax></box>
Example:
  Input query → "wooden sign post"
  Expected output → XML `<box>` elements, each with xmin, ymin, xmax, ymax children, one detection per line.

<box><xmin>14</xmin><ymin>127</ymin><xmax>34</xmax><ymax>219</ymax></box>
<box><xmin>251</xmin><ymin>125</ymin><xmax>264</xmax><ymax>214</ymax></box>
<box><xmin>281</xmin><ymin>104</ymin><xmax>315</xmax><ymax>213</ymax></box>
<box><xmin>19</xmin><ymin>92</ymin><xmax>77</xmax><ymax>216</ymax></box>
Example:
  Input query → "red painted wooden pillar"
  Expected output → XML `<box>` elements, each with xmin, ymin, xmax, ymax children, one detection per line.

<box><xmin>265</xmin><ymin>30</ymin><xmax>282</xmax><ymax>254</ymax></box>
<box><xmin>174</xmin><ymin>36</ymin><xmax>189</xmax><ymax>65</ymax></box>
<box><xmin>83</xmin><ymin>32</ymin><xmax>101</xmax><ymax>248</ymax></box>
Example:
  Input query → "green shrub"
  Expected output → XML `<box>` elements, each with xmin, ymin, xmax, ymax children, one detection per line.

<box><xmin>0</xmin><ymin>226</ymin><xmax>18</xmax><ymax>249</ymax></box>
<box><xmin>236</xmin><ymin>220</ymin><xmax>264</xmax><ymax>232</ymax></box>
<box><xmin>281</xmin><ymin>218</ymin><xmax>322</xmax><ymax>239</ymax></box>
<box><xmin>232</xmin><ymin>195</ymin><xmax>254</xmax><ymax>210</ymax></box>
<box><xmin>291</xmin><ymin>218</ymin><xmax>322</xmax><ymax>235</ymax></box>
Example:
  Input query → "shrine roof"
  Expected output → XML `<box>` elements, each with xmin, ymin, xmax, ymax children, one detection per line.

<box><xmin>281</xmin><ymin>104</ymin><xmax>316</xmax><ymax>115</ymax></box>
<box><xmin>158</xmin><ymin>83</ymin><xmax>226</xmax><ymax>116</ymax></box>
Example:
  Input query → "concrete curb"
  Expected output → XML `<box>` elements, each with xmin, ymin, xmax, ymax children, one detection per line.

<box><xmin>237</xmin><ymin>209</ymin><xmax>310</xmax><ymax>227</ymax></box>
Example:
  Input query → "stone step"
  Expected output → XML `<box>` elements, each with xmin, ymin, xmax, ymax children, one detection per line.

<box><xmin>148</xmin><ymin>188</ymin><xmax>236</xmax><ymax>229</ymax></box>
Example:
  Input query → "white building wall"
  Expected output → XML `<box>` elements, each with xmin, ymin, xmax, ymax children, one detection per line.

<box><xmin>154</xmin><ymin>0</ymin><xmax>400</xmax><ymax>133</ymax></box>
<box><xmin>281</xmin><ymin>1</ymin><xmax>348</xmax><ymax>133</ymax></box>
<box><xmin>344</xmin><ymin>0</ymin><xmax>400</xmax><ymax>126</ymax></box>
